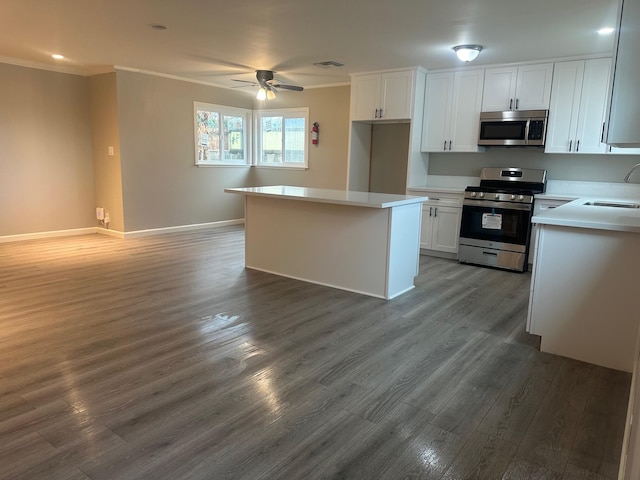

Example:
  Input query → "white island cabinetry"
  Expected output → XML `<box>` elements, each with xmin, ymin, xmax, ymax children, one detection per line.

<box><xmin>527</xmin><ymin>199</ymin><xmax>640</xmax><ymax>372</ymax></box>
<box><xmin>226</xmin><ymin>186</ymin><xmax>427</xmax><ymax>300</ymax></box>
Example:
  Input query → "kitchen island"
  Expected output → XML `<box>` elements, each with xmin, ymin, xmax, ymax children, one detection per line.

<box><xmin>225</xmin><ymin>186</ymin><xmax>428</xmax><ymax>299</ymax></box>
<box><xmin>527</xmin><ymin>197</ymin><xmax>640</xmax><ymax>372</ymax></box>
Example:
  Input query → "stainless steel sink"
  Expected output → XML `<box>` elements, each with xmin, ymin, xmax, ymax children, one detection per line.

<box><xmin>583</xmin><ymin>201</ymin><xmax>640</xmax><ymax>209</ymax></box>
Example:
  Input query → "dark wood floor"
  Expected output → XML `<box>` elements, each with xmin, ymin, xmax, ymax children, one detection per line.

<box><xmin>0</xmin><ymin>225</ymin><xmax>630</xmax><ymax>480</ymax></box>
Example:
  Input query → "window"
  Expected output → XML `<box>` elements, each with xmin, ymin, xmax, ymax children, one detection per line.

<box><xmin>194</xmin><ymin>102</ymin><xmax>251</xmax><ymax>166</ymax></box>
<box><xmin>254</xmin><ymin>108</ymin><xmax>308</xmax><ymax>168</ymax></box>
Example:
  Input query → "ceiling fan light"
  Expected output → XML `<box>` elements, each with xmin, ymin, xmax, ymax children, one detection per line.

<box><xmin>266</xmin><ymin>88</ymin><xmax>276</xmax><ymax>100</ymax></box>
<box><xmin>453</xmin><ymin>45</ymin><xmax>483</xmax><ymax>62</ymax></box>
<box><xmin>256</xmin><ymin>87</ymin><xmax>267</xmax><ymax>101</ymax></box>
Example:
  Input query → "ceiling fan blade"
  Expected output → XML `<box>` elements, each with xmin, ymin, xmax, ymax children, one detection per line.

<box><xmin>231</xmin><ymin>79</ymin><xmax>258</xmax><ymax>85</ymax></box>
<box><xmin>272</xmin><ymin>84</ymin><xmax>304</xmax><ymax>92</ymax></box>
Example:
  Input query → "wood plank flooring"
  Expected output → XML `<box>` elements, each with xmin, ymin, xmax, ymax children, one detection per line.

<box><xmin>0</xmin><ymin>225</ymin><xmax>630</xmax><ymax>479</ymax></box>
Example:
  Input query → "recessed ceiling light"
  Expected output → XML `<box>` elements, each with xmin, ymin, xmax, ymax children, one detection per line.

<box><xmin>51</xmin><ymin>54</ymin><xmax>64</xmax><ymax>60</ymax></box>
<box><xmin>150</xmin><ymin>24</ymin><xmax>168</xmax><ymax>31</ymax></box>
<box><xmin>598</xmin><ymin>27</ymin><xmax>615</xmax><ymax>35</ymax></box>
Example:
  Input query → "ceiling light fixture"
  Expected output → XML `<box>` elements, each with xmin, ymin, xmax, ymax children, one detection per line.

<box><xmin>598</xmin><ymin>27</ymin><xmax>615</xmax><ymax>35</ymax></box>
<box><xmin>256</xmin><ymin>85</ymin><xmax>276</xmax><ymax>101</ymax></box>
<box><xmin>51</xmin><ymin>54</ymin><xmax>64</xmax><ymax>60</ymax></box>
<box><xmin>453</xmin><ymin>45</ymin><xmax>483</xmax><ymax>62</ymax></box>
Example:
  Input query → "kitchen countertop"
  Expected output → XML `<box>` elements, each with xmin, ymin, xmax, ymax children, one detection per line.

<box><xmin>225</xmin><ymin>186</ymin><xmax>428</xmax><ymax>209</ymax></box>
<box><xmin>532</xmin><ymin>197</ymin><xmax>640</xmax><ymax>233</ymax></box>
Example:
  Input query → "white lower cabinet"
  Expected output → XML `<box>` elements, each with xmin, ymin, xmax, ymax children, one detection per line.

<box><xmin>421</xmin><ymin>205</ymin><xmax>462</xmax><ymax>254</ymax></box>
<box><xmin>411</xmin><ymin>191</ymin><xmax>463</xmax><ymax>256</ymax></box>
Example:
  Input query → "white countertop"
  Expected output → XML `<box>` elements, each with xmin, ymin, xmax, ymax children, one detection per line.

<box><xmin>225</xmin><ymin>186</ymin><xmax>428</xmax><ymax>209</ymax></box>
<box><xmin>532</xmin><ymin>197</ymin><xmax>640</xmax><ymax>233</ymax></box>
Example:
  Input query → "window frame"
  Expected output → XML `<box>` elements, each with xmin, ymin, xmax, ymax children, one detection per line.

<box><xmin>254</xmin><ymin>107</ymin><xmax>309</xmax><ymax>169</ymax></box>
<box><xmin>193</xmin><ymin>102</ymin><xmax>252</xmax><ymax>167</ymax></box>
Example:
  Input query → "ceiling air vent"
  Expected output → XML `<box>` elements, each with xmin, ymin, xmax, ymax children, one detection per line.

<box><xmin>313</xmin><ymin>61</ymin><xmax>345</xmax><ymax>69</ymax></box>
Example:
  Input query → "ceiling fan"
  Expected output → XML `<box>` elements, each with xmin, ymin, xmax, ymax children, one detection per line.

<box><xmin>231</xmin><ymin>70</ymin><xmax>303</xmax><ymax>100</ymax></box>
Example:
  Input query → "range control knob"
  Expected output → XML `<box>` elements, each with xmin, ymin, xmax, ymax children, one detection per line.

<box><xmin>471</xmin><ymin>191</ymin><xmax>477</xmax><ymax>197</ymax></box>
<box><xmin>518</xmin><ymin>195</ymin><xmax>525</xmax><ymax>201</ymax></box>
<box><xmin>511</xmin><ymin>194</ymin><xmax>516</xmax><ymax>200</ymax></box>
<box><xmin>479</xmin><ymin>192</ymin><xmax>485</xmax><ymax>198</ymax></box>
<box><xmin>495</xmin><ymin>193</ymin><xmax>500</xmax><ymax>199</ymax></box>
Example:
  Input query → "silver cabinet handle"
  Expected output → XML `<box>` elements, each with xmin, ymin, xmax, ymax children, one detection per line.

<box><xmin>601</xmin><ymin>122</ymin><xmax>606</xmax><ymax>143</ymax></box>
<box><xmin>374</xmin><ymin>108</ymin><xmax>379</xmax><ymax>119</ymax></box>
<box><xmin>443</xmin><ymin>140</ymin><xmax>447</xmax><ymax>151</ymax></box>
<box><xmin>516</xmin><ymin>98</ymin><xmax>519</xmax><ymax>110</ymax></box>
<box><xmin>379</xmin><ymin>108</ymin><xmax>383</xmax><ymax>118</ymax></box>
<box><xmin>576</xmin><ymin>140</ymin><xmax>580</xmax><ymax>152</ymax></box>
<box><xmin>509</xmin><ymin>98</ymin><xmax>513</xmax><ymax>110</ymax></box>
<box><xmin>429</xmin><ymin>206</ymin><xmax>433</xmax><ymax>217</ymax></box>
<box><xmin>448</xmin><ymin>140</ymin><xmax>452</xmax><ymax>151</ymax></box>
<box><xmin>434</xmin><ymin>207</ymin><xmax>438</xmax><ymax>218</ymax></box>
<box><xmin>569</xmin><ymin>140</ymin><xmax>572</xmax><ymax>152</ymax></box>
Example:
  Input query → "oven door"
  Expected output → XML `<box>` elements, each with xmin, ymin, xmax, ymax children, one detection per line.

<box><xmin>459</xmin><ymin>199</ymin><xmax>533</xmax><ymax>251</ymax></box>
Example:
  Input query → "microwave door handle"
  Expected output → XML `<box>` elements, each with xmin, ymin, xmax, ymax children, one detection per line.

<box><xmin>524</xmin><ymin>120</ymin><xmax>531</xmax><ymax>145</ymax></box>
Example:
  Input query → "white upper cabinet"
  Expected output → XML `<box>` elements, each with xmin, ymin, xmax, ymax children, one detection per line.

<box><xmin>350</xmin><ymin>70</ymin><xmax>414</xmax><ymax>121</ymax></box>
<box><xmin>546</xmin><ymin>58</ymin><xmax>611</xmax><ymax>154</ymax></box>
<box><xmin>421</xmin><ymin>69</ymin><xmax>484</xmax><ymax>152</ymax></box>
<box><xmin>482</xmin><ymin>63</ymin><xmax>554</xmax><ymax>112</ymax></box>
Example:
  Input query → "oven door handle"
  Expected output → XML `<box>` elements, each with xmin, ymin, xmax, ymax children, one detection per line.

<box><xmin>482</xmin><ymin>251</ymin><xmax>498</xmax><ymax>256</ymax></box>
<box><xmin>462</xmin><ymin>199</ymin><xmax>533</xmax><ymax>212</ymax></box>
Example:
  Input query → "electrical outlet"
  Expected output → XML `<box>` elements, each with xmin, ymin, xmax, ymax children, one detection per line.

<box><xmin>96</xmin><ymin>207</ymin><xmax>104</xmax><ymax>220</ymax></box>
<box><xmin>104</xmin><ymin>213</ymin><xmax>110</xmax><ymax>224</ymax></box>
<box><xmin>108</xmin><ymin>146</ymin><xmax>114</xmax><ymax>156</ymax></box>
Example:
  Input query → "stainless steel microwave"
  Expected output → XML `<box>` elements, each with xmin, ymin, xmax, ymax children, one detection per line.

<box><xmin>478</xmin><ymin>110</ymin><xmax>549</xmax><ymax>147</ymax></box>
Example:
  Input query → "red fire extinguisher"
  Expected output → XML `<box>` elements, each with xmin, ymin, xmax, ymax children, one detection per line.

<box><xmin>311</xmin><ymin>122</ymin><xmax>319</xmax><ymax>145</ymax></box>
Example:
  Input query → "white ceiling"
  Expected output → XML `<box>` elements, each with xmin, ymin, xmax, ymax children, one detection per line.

<box><xmin>0</xmin><ymin>0</ymin><xmax>620</xmax><ymax>92</ymax></box>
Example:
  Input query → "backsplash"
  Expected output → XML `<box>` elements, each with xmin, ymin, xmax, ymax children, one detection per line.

<box><xmin>428</xmin><ymin>149</ymin><xmax>640</xmax><ymax>183</ymax></box>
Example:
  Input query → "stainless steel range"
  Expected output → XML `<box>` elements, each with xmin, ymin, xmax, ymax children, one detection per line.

<box><xmin>458</xmin><ymin>167</ymin><xmax>547</xmax><ymax>272</ymax></box>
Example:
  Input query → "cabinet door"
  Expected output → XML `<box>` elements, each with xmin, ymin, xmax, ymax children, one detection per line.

<box><xmin>431</xmin><ymin>206</ymin><xmax>462</xmax><ymax>254</ymax></box>
<box><xmin>514</xmin><ymin>63</ymin><xmax>554</xmax><ymax>111</ymax></box>
<box><xmin>420</xmin><ymin>207</ymin><xmax>433</xmax><ymax>249</ymax></box>
<box><xmin>574</xmin><ymin>58</ymin><xmax>610</xmax><ymax>154</ymax></box>
<box><xmin>381</xmin><ymin>70</ymin><xmax>414</xmax><ymax>120</ymax></box>
<box><xmin>351</xmin><ymin>74</ymin><xmax>381</xmax><ymax>121</ymax></box>
<box><xmin>421</xmin><ymin>73</ymin><xmax>454</xmax><ymax>151</ymax></box>
<box><xmin>545</xmin><ymin>60</ymin><xmax>584</xmax><ymax>153</ymax></box>
<box><xmin>450</xmin><ymin>69</ymin><xmax>485</xmax><ymax>152</ymax></box>
<box><xmin>482</xmin><ymin>66</ymin><xmax>517</xmax><ymax>112</ymax></box>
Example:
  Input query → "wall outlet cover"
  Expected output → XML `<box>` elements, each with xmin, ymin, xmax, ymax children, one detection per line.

<box><xmin>96</xmin><ymin>207</ymin><xmax>104</xmax><ymax>220</ymax></box>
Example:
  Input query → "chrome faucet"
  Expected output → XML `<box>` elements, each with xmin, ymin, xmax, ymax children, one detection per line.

<box><xmin>624</xmin><ymin>163</ymin><xmax>640</xmax><ymax>183</ymax></box>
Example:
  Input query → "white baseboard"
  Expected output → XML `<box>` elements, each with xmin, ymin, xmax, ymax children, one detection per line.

<box><xmin>0</xmin><ymin>227</ymin><xmax>97</xmax><ymax>243</ymax></box>
<box><xmin>119</xmin><ymin>219</ymin><xmax>244</xmax><ymax>238</ymax></box>
<box><xmin>0</xmin><ymin>219</ymin><xmax>245</xmax><ymax>243</ymax></box>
